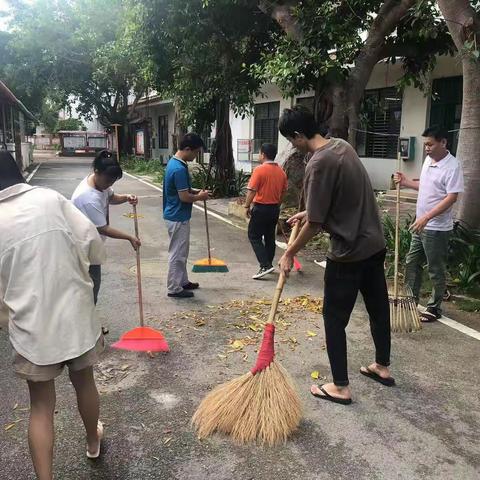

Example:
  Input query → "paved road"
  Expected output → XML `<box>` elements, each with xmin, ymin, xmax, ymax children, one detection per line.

<box><xmin>0</xmin><ymin>156</ymin><xmax>479</xmax><ymax>479</ymax></box>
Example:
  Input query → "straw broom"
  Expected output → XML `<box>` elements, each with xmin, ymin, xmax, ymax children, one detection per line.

<box><xmin>192</xmin><ymin>224</ymin><xmax>302</xmax><ymax>446</ymax></box>
<box><xmin>389</xmin><ymin>152</ymin><xmax>422</xmax><ymax>333</ymax></box>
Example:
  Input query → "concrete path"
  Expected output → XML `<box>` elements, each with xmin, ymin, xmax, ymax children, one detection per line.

<box><xmin>0</xmin><ymin>156</ymin><xmax>479</xmax><ymax>479</ymax></box>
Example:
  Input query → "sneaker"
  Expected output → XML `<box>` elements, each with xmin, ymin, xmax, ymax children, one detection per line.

<box><xmin>168</xmin><ymin>290</ymin><xmax>194</xmax><ymax>298</ymax></box>
<box><xmin>420</xmin><ymin>307</ymin><xmax>441</xmax><ymax>322</ymax></box>
<box><xmin>182</xmin><ymin>282</ymin><xmax>199</xmax><ymax>290</ymax></box>
<box><xmin>252</xmin><ymin>266</ymin><xmax>275</xmax><ymax>280</ymax></box>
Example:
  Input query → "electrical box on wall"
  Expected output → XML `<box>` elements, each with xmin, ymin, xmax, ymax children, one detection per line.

<box><xmin>399</xmin><ymin>137</ymin><xmax>415</xmax><ymax>161</ymax></box>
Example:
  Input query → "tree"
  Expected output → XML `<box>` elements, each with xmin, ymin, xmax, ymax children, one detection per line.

<box><xmin>254</xmin><ymin>0</ymin><xmax>453</xmax><ymax>144</ymax></box>
<box><xmin>141</xmin><ymin>0</ymin><xmax>275</xmax><ymax>194</ymax></box>
<box><xmin>5</xmin><ymin>0</ymin><xmax>150</xmax><ymax>153</ymax></box>
<box><xmin>55</xmin><ymin>118</ymin><xmax>86</xmax><ymax>133</ymax></box>
<box><xmin>437</xmin><ymin>0</ymin><xmax>480</xmax><ymax>229</ymax></box>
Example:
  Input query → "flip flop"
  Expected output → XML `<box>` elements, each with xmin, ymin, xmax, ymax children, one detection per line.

<box><xmin>420</xmin><ymin>311</ymin><xmax>439</xmax><ymax>323</ymax></box>
<box><xmin>310</xmin><ymin>385</ymin><xmax>352</xmax><ymax>405</ymax></box>
<box><xmin>86</xmin><ymin>421</ymin><xmax>104</xmax><ymax>459</ymax></box>
<box><xmin>360</xmin><ymin>367</ymin><xmax>395</xmax><ymax>386</ymax></box>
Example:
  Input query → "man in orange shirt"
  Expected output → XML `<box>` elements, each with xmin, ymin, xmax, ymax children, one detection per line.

<box><xmin>244</xmin><ymin>143</ymin><xmax>288</xmax><ymax>279</ymax></box>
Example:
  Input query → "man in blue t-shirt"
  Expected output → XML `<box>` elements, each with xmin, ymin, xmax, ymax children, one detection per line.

<box><xmin>163</xmin><ymin>133</ymin><xmax>209</xmax><ymax>298</ymax></box>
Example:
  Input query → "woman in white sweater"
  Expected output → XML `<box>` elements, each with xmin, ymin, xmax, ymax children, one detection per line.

<box><xmin>0</xmin><ymin>152</ymin><xmax>106</xmax><ymax>479</ymax></box>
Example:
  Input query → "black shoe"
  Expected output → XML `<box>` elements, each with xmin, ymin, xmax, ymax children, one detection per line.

<box><xmin>168</xmin><ymin>290</ymin><xmax>194</xmax><ymax>298</ymax></box>
<box><xmin>183</xmin><ymin>282</ymin><xmax>199</xmax><ymax>290</ymax></box>
<box><xmin>252</xmin><ymin>266</ymin><xmax>275</xmax><ymax>279</ymax></box>
<box><xmin>420</xmin><ymin>307</ymin><xmax>441</xmax><ymax>322</ymax></box>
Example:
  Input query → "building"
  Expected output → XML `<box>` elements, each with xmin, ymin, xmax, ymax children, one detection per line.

<box><xmin>0</xmin><ymin>80</ymin><xmax>36</xmax><ymax>170</ymax></box>
<box><xmin>131</xmin><ymin>55</ymin><xmax>463</xmax><ymax>190</ymax></box>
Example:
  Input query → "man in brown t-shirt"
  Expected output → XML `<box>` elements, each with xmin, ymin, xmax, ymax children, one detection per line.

<box><xmin>278</xmin><ymin>106</ymin><xmax>394</xmax><ymax>405</ymax></box>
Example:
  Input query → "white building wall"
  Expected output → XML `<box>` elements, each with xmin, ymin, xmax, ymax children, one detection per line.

<box><xmin>360</xmin><ymin>56</ymin><xmax>462</xmax><ymax>189</ymax></box>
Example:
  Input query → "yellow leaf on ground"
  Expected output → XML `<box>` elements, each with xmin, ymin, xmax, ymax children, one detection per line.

<box><xmin>307</xmin><ymin>331</ymin><xmax>317</xmax><ymax>337</ymax></box>
<box><xmin>311</xmin><ymin>371</ymin><xmax>320</xmax><ymax>380</ymax></box>
<box><xmin>4</xmin><ymin>423</ymin><xmax>15</xmax><ymax>431</ymax></box>
<box><xmin>231</xmin><ymin>340</ymin><xmax>245</xmax><ymax>351</ymax></box>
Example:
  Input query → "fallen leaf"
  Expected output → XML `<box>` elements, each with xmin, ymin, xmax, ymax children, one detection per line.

<box><xmin>306</xmin><ymin>331</ymin><xmax>317</xmax><ymax>337</ymax></box>
<box><xmin>120</xmin><ymin>364</ymin><xmax>130</xmax><ymax>371</ymax></box>
<box><xmin>311</xmin><ymin>371</ymin><xmax>320</xmax><ymax>379</ymax></box>
<box><xmin>231</xmin><ymin>340</ymin><xmax>245</xmax><ymax>351</ymax></box>
<box><xmin>12</xmin><ymin>403</ymin><xmax>18</xmax><ymax>411</ymax></box>
<box><xmin>195</xmin><ymin>319</ymin><xmax>206</xmax><ymax>327</ymax></box>
<box><xmin>4</xmin><ymin>423</ymin><xmax>15</xmax><ymax>431</ymax></box>
<box><xmin>163</xmin><ymin>437</ymin><xmax>172</xmax><ymax>445</ymax></box>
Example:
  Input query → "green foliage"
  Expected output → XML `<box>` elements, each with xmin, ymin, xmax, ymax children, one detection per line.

<box><xmin>4</xmin><ymin>0</ymin><xmax>149</xmax><ymax>129</ymax></box>
<box><xmin>382</xmin><ymin>214</ymin><xmax>414</xmax><ymax>278</ymax></box>
<box><xmin>54</xmin><ymin>118</ymin><xmax>86</xmax><ymax>133</ymax></box>
<box><xmin>121</xmin><ymin>155</ymin><xmax>165</xmax><ymax>178</ymax></box>
<box><xmin>191</xmin><ymin>163</ymin><xmax>250</xmax><ymax>198</ymax></box>
<box><xmin>448</xmin><ymin>222</ymin><xmax>480</xmax><ymax>291</ymax></box>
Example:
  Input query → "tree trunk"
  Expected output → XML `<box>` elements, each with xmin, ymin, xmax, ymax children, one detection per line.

<box><xmin>212</xmin><ymin>98</ymin><xmax>235</xmax><ymax>196</ymax></box>
<box><xmin>329</xmin><ymin>84</ymin><xmax>348</xmax><ymax>139</ymax></box>
<box><xmin>172</xmin><ymin>101</ymin><xmax>187</xmax><ymax>154</ymax></box>
<box><xmin>438</xmin><ymin>0</ymin><xmax>480</xmax><ymax>228</ymax></box>
<box><xmin>281</xmin><ymin>144</ymin><xmax>306</xmax><ymax>207</ymax></box>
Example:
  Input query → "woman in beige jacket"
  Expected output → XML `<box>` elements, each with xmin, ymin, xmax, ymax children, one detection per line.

<box><xmin>0</xmin><ymin>152</ymin><xmax>107</xmax><ymax>479</ymax></box>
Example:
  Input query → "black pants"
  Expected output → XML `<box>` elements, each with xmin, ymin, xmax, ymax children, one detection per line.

<box><xmin>89</xmin><ymin>264</ymin><xmax>101</xmax><ymax>305</ymax></box>
<box><xmin>323</xmin><ymin>249</ymin><xmax>390</xmax><ymax>386</ymax></box>
<box><xmin>248</xmin><ymin>203</ymin><xmax>280</xmax><ymax>269</ymax></box>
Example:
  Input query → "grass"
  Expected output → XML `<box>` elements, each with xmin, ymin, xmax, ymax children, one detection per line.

<box><xmin>455</xmin><ymin>298</ymin><xmax>480</xmax><ymax>313</ymax></box>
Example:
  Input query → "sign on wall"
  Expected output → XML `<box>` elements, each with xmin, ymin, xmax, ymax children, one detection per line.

<box><xmin>135</xmin><ymin>130</ymin><xmax>145</xmax><ymax>156</ymax></box>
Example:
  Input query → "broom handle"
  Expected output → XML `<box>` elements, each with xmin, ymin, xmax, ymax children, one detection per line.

<box><xmin>203</xmin><ymin>199</ymin><xmax>212</xmax><ymax>263</ymax></box>
<box><xmin>394</xmin><ymin>152</ymin><xmax>401</xmax><ymax>301</ymax></box>
<box><xmin>133</xmin><ymin>204</ymin><xmax>144</xmax><ymax>327</ymax></box>
<box><xmin>267</xmin><ymin>222</ymin><xmax>300</xmax><ymax>325</ymax></box>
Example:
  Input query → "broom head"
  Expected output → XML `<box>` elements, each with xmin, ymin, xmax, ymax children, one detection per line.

<box><xmin>293</xmin><ymin>256</ymin><xmax>302</xmax><ymax>272</ymax></box>
<box><xmin>112</xmin><ymin>326</ymin><xmax>170</xmax><ymax>352</ymax></box>
<box><xmin>388</xmin><ymin>282</ymin><xmax>422</xmax><ymax>333</ymax></box>
<box><xmin>192</xmin><ymin>257</ymin><xmax>229</xmax><ymax>273</ymax></box>
<box><xmin>192</xmin><ymin>323</ymin><xmax>302</xmax><ymax>445</ymax></box>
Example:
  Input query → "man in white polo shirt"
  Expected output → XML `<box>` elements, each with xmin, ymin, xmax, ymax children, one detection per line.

<box><xmin>395</xmin><ymin>125</ymin><xmax>464</xmax><ymax>322</ymax></box>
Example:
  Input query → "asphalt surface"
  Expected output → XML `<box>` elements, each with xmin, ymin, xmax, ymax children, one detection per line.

<box><xmin>0</xmin><ymin>155</ymin><xmax>479</xmax><ymax>480</ymax></box>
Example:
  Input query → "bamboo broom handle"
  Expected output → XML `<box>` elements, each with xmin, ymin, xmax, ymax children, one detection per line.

<box><xmin>267</xmin><ymin>222</ymin><xmax>300</xmax><ymax>325</ymax></box>
<box><xmin>203</xmin><ymin>199</ymin><xmax>212</xmax><ymax>263</ymax></box>
<box><xmin>394</xmin><ymin>152</ymin><xmax>401</xmax><ymax>302</ymax></box>
<box><xmin>133</xmin><ymin>204</ymin><xmax>144</xmax><ymax>327</ymax></box>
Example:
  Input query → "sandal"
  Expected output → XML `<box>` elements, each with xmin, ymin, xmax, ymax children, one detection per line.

<box><xmin>311</xmin><ymin>385</ymin><xmax>352</xmax><ymax>405</ymax></box>
<box><xmin>360</xmin><ymin>367</ymin><xmax>395</xmax><ymax>386</ymax></box>
<box><xmin>86</xmin><ymin>421</ymin><xmax>104</xmax><ymax>459</ymax></box>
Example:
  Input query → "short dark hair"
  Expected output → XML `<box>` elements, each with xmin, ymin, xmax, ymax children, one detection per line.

<box><xmin>422</xmin><ymin>125</ymin><xmax>448</xmax><ymax>142</ymax></box>
<box><xmin>93</xmin><ymin>150</ymin><xmax>123</xmax><ymax>180</ymax></box>
<box><xmin>279</xmin><ymin>106</ymin><xmax>320</xmax><ymax>140</ymax></box>
<box><xmin>260</xmin><ymin>143</ymin><xmax>277</xmax><ymax>160</ymax></box>
<box><xmin>179</xmin><ymin>133</ymin><xmax>205</xmax><ymax>151</ymax></box>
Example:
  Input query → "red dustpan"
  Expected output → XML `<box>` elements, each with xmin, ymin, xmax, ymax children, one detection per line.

<box><xmin>112</xmin><ymin>204</ymin><xmax>169</xmax><ymax>353</ymax></box>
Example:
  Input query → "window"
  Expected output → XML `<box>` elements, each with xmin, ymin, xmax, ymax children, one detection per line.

<box><xmin>296</xmin><ymin>96</ymin><xmax>314</xmax><ymax>113</ymax></box>
<box><xmin>158</xmin><ymin>115</ymin><xmax>168</xmax><ymax>149</ymax></box>
<box><xmin>254</xmin><ymin>101</ymin><xmax>280</xmax><ymax>152</ymax></box>
<box><xmin>430</xmin><ymin>76</ymin><xmax>462</xmax><ymax>155</ymax></box>
<box><xmin>357</xmin><ymin>87</ymin><xmax>402</xmax><ymax>159</ymax></box>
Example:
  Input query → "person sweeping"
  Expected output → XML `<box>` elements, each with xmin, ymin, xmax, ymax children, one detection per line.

<box><xmin>0</xmin><ymin>152</ymin><xmax>106</xmax><ymax>480</ymax></box>
<box><xmin>244</xmin><ymin>143</ymin><xmax>288</xmax><ymax>279</ymax></box>
<box><xmin>278</xmin><ymin>106</ymin><xmax>395</xmax><ymax>405</ymax></box>
<box><xmin>72</xmin><ymin>150</ymin><xmax>141</xmax><ymax>307</ymax></box>
<box><xmin>163</xmin><ymin>133</ymin><xmax>209</xmax><ymax>298</ymax></box>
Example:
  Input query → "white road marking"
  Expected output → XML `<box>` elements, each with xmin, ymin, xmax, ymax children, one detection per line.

<box><xmin>313</xmin><ymin>259</ymin><xmax>480</xmax><ymax>341</ymax></box>
<box><xmin>26</xmin><ymin>163</ymin><xmax>42</xmax><ymax>183</ymax></box>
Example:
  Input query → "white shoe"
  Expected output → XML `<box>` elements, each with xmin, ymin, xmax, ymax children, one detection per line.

<box><xmin>252</xmin><ymin>266</ymin><xmax>275</xmax><ymax>279</ymax></box>
<box><xmin>86</xmin><ymin>421</ymin><xmax>104</xmax><ymax>459</ymax></box>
